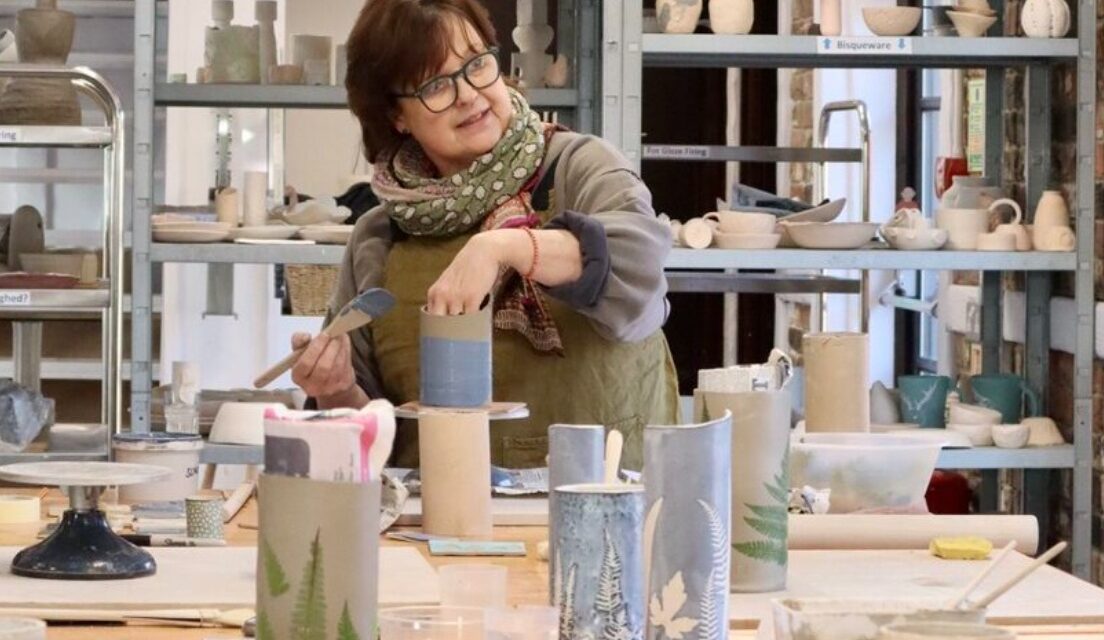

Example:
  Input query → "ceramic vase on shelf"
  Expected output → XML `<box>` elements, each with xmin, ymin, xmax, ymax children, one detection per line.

<box><xmin>1021</xmin><ymin>0</ymin><xmax>1071</xmax><ymax>37</ymax></box>
<box><xmin>512</xmin><ymin>0</ymin><xmax>554</xmax><ymax>88</ymax></box>
<box><xmin>820</xmin><ymin>0</ymin><xmax>842</xmax><ymax>36</ymax></box>
<box><xmin>255</xmin><ymin>1</ymin><xmax>277</xmax><ymax>85</ymax></box>
<box><xmin>709</xmin><ymin>0</ymin><xmax>754</xmax><ymax>35</ymax></box>
<box><xmin>643</xmin><ymin>412</ymin><xmax>732</xmax><ymax>640</ymax></box>
<box><xmin>205</xmin><ymin>28</ymin><xmax>260</xmax><ymax>83</ymax></box>
<box><xmin>802</xmin><ymin>333</ymin><xmax>870</xmax><ymax>433</ymax></box>
<box><xmin>1032</xmin><ymin>190</ymin><xmax>1075</xmax><ymax>251</ymax></box>
<box><xmin>547</xmin><ymin>424</ymin><xmax>605</xmax><ymax>606</ymax></box>
<box><xmin>694</xmin><ymin>390</ymin><xmax>790</xmax><ymax>592</ymax></box>
<box><xmin>0</xmin><ymin>0</ymin><xmax>80</xmax><ymax>126</ymax></box>
<box><xmin>657</xmin><ymin>0</ymin><xmax>703</xmax><ymax>34</ymax></box>
<box><xmin>940</xmin><ymin>176</ymin><xmax>1005</xmax><ymax>209</ymax></box>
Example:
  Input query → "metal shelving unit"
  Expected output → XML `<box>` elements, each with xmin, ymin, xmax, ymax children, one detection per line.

<box><xmin>602</xmin><ymin>0</ymin><xmax>1095</xmax><ymax>578</ymax></box>
<box><xmin>131</xmin><ymin>0</ymin><xmax>603</xmax><ymax>433</ymax></box>
<box><xmin>0</xmin><ymin>65</ymin><xmax>126</xmax><ymax>461</ymax></box>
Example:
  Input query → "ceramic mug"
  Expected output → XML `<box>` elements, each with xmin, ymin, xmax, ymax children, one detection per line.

<box><xmin>975</xmin><ymin>231</ymin><xmax>1016</xmax><ymax>251</ymax></box>
<box><xmin>936</xmin><ymin>208</ymin><xmax>990</xmax><ymax>250</ymax></box>
<box><xmin>703</xmin><ymin>211</ymin><xmax>776</xmax><ymax>235</ymax></box>
<box><xmin>896</xmin><ymin>375</ymin><xmax>952</xmax><ymax>428</ymax></box>
<box><xmin>679</xmin><ymin>218</ymin><xmax>714</xmax><ymax>250</ymax></box>
<box><xmin>993</xmin><ymin>223</ymin><xmax>1032</xmax><ymax>250</ymax></box>
<box><xmin>1034</xmin><ymin>225</ymin><xmax>1075</xmax><ymax>251</ymax></box>
<box><xmin>964</xmin><ymin>374</ymin><xmax>1040</xmax><ymax>424</ymax></box>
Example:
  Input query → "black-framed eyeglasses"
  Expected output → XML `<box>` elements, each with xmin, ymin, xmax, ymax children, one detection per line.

<box><xmin>393</xmin><ymin>47</ymin><xmax>502</xmax><ymax>114</ymax></box>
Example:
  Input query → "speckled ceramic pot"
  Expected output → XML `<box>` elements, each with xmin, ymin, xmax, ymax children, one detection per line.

<box><xmin>548</xmin><ymin>424</ymin><xmax>605</xmax><ymax>605</ymax></box>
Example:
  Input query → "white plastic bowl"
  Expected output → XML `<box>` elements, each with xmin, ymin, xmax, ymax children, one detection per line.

<box><xmin>772</xmin><ymin>598</ymin><xmax>984</xmax><ymax>640</ymax></box>
<box><xmin>790</xmin><ymin>433</ymin><xmax>941</xmax><ymax>513</ymax></box>
<box><xmin>209</xmin><ymin>402</ymin><xmax>284</xmax><ymax>446</ymax></box>
<box><xmin>862</xmin><ymin>7</ymin><xmax>922</xmax><ymax>36</ymax></box>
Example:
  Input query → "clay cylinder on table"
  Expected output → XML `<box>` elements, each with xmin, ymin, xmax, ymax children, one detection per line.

<box><xmin>418</xmin><ymin>409</ymin><xmax>492</xmax><ymax>538</ymax></box>
<box><xmin>547</xmin><ymin>424</ymin><xmax>605</xmax><ymax>605</ymax></box>
<box><xmin>420</xmin><ymin>304</ymin><xmax>492</xmax><ymax>408</ymax></box>
<box><xmin>643</xmin><ymin>413</ymin><xmax>732</xmax><ymax>640</ymax></box>
<box><xmin>802</xmin><ymin>332</ymin><xmax>870</xmax><ymax>432</ymax></box>
<box><xmin>215</xmin><ymin>187</ymin><xmax>239</xmax><ymax>226</ymax></box>
<box><xmin>243</xmin><ymin>171</ymin><xmax>268</xmax><ymax>227</ymax></box>
<box><xmin>695</xmin><ymin>390</ymin><xmax>790</xmax><ymax>592</ymax></box>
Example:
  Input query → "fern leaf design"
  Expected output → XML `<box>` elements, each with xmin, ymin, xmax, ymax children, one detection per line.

<box><xmin>596</xmin><ymin>529</ymin><xmax>633</xmax><ymax>640</ymax></box>
<box><xmin>559</xmin><ymin>564</ymin><xmax>577</xmax><ymax>640</ymax></box>
<box><xmin>696</xmin><ymin>500</ymin><xmax>729</xmax><ymax>640</ymax></box>
<box><xmin>731</xmin><ymin>541</ymin><xmax>786</xmax><ymax>565</ymax></box>
<box><xmin>262</xmin><ymin>539</ymin><xmax>290</xmax><ymax>598</ymax></box>
<box><xmin>745</xmin><ymin>504</ymin><xmax>788</xmax><ymax>521</ymax></box>
<box><xmin>642</xmin><ymin>497</ymin><xmax>664</xmax><ymax>613</ymax></box>
<box><xmin>699</xmin><ymin>397</ymin><xmax>712</xmax><ymax>423</ymax></box>
<box><xmin>255</xmin><ymin>611</ymin><xmax>276</xmax><ymax>640</ymax></box>
<box><xmin>291</xmin><ymin>529</ymin><xmax>328</xmax><ymax>640</ymax></box>
<box><xmin>733</xmin><ymin>447</ymin><xmax>789</xmax><ymax>567</ymax></box>
<box><xmin>337</xmin><ymin>602</ymin><xmax>361</xmax><ymax>640</ymax></box>
<box><xmin>743</xmin><ymin>514</ymin><xmax>787</xmax><ymax>541</ymax></box>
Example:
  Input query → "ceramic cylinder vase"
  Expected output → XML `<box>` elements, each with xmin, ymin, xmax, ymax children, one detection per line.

<box><xmin>548</xmin><ymin>424</ymin><xmax>605</xmax><ymax>605</ymax></box>
<box><xmin>292</xmin><ymin>35</ymin><xmax>332</xmax><ymax>85</ymax></box>
<box><xmin>243</xmin><ymin>171</ymin><xmax>268</xmax><ymax>227</ymax></box>
<box><xmin>802</xmin><ymin>333</ymin><xmax>870</xmax><ymax>432</ymax></box>
<box><xmin>656</xmin><ymin>0</ymin><xmax>703</xmax><ymax>34</ymax></box>
<box><xmin>215</xmin><ymin>187</ymin><xmax>240</xmax><ymax>226</ymax></box>
<box><xmin>418</xmin><ymin>410</ymin><xmax>492</xmax><ymax>538</ymax></box>
<box><xmin>643</xmin><ymin>414</ymin><xmax>732</xmax><ymax>640</ymax></box>
<box><xmin>553</xmin><ymin>484</ymin><xmax>645</xmax><ymax>640</ymax></box>
<box><xmin>255</xmin><ymin>1</ymin><xmax>277</xmax><ymax>84</ymax></box>
<box><xmin>257</xmin><ymin>474</ymin><xmax>381</xmax><ymax>640</ymax></box>
<box><xmin>694</xmin><ymin>390</ymin><xmax>790</xmax><ymax>593</ymax></box>
<box><xmin>1021</xmin><ymin>0</ymin><xmax>1071</xmax><ymax>37</ymax></box>
<box><xmin>420</xmin><ymin>304</ymin><xmax>492</xmax><ymax>408</ymax></box>
<box><xmin>709</xmin><ymin>0</ymin><xmax>754</xmax><ymax>35</ymax></box>
<box><xmin>205</xmin><ymin>25</ymin><xmax>260</xmax><ymax>83</ymax></box>
<box><xmin>820</xmin><ymin>0</ymin><xmax>842</xmax><ymax>36</ymax></box>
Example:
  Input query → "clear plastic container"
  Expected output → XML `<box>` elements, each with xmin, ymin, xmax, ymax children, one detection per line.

<box><xmin>438</xmin><ymin>564</ymin><xmax>507</xmax><ymax>609</ymax></box>
<box><xmin>378</xmin><ymin>606</ymin><xmax>484</xmax><ymax>640</ymax></box>
<box><xmin>484</xmin><ymin>606</ymin><xmax>558</xmax><ymax>640</ymax></box>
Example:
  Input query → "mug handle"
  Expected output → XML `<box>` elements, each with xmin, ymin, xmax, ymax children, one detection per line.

<box><xmin>1022</xmin><ymin>382</ymin><xmax>1041</xmax><ymax>418</ymax></box>
<box><xmin>989</xmin><ymin>198</ymin><xmax>1022</xmax><ymax>226</ymax></box>
<box><xmin>703</xmin><ymin>212</ymin><xmax>720</xmax><ymax>223</ymax></box>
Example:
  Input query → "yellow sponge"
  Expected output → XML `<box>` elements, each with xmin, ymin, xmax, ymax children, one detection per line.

<box><xmin>930</xmin><ymin>536</ymin><xmax>994</xmax><ymax>560</ymax></box>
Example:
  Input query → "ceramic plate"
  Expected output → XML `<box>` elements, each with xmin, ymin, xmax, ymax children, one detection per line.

<box><xmin>153</xmin><ymin>228</ymin><xmax>232</xmax><ymax>243</ymax></box>
<box><xmin>298</xmin><ymin>225</ymin><xmax>354</xmax><ymax>245</ymax></box>
<box><xmin>779</xmin><ymin>198</ymin><xmax>847</xmax><ymax>224</ymax></box>
<box><xmin>871</xmin><ymin>425</ymin><xmax>973</xmax><ymax>449</ymax></box>
<box><xmin>229</xmin><ymin>225</ymin><xmax>300</xmax><ymax>240</ymax></box>
<box><xmin>152</xmin><ymin>221</ymin><xmax>231</xmax><ymax>232</ymax></box>
<box><xmin>0</xmin><ymin>272</ymin><xmax>80</xmax><ymax>289</ymax></box>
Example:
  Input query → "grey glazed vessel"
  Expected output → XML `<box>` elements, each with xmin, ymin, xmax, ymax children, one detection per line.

<box><xmin>643</xmin><ymin>412</ymin><xmax>732</xmax><ymax>640</ymax></box>
<box><xmin>553</xmin><ymin>484</ymin><xmax>644</xmax><ymax>640</ymax></box>
<box><xmin>548</xmin><ymin>424</ymin><xmax>605</xmax><ymax>606</ymax></box>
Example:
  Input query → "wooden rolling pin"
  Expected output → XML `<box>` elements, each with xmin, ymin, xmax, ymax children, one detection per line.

<box><xmin>789</xmin><ymin>514</ymin><xmax>1039</xmax><ymax>555</ymax></box>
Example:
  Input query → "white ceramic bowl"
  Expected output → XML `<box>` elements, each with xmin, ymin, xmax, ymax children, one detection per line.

<box><xmin>790</xmin><ymin>433</ymin><xmax>942</xmax><ymax>513</ymax></box>
<box><xmin>881</xmin><ymin>227</ymin><xmax>949</xmax><ymax>251</ymax></box>
<box><xmin>947</xmin><ymin>422</ymin><xmax>994</xmax><ymax>447</ymax></box>
<box><xmin>712</xmin><ymin>231</ymin><xmax>782</xmax><ymax>250</ymax></box>
<box><xmin>209</xmin><ymin>402</ymin><xmax>284</xmax><ymax>446</ymax></box>
<box><xmin>705</xmin><ymin>211</ymin><xmax>777</xmax><ymax>235</ymax></box>
<box><xmin>1023</xmin><ymin>417</ymin><xmax>1066</xmax><ymax>446</ymax></box>
<box><xmin>947</xmin><ymin>10</ymin><xmax>997</xmax><ymax>37</ymax></box>
<box><xmin>783</xmin><ymin>222</ymin><xmax>880</xmax><ymax>250</ymax></box>
<box><xmin>991</xmin><ymin>423</ymin><xmax>1030</xmax><ymax>449</ymax></box>
<box><xmin>862</xmin><ymin>7</ymin><xmax>922</xmax><ymax>36</ymax></box>
<box><xmin>948</xmin><ymin>403</ymin><xmax>1001</xmax><ymax>425</ymax></box>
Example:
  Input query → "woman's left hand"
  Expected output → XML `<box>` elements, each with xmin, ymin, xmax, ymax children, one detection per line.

<box><xmin>427</xmin><ymin>232</ymin><xmax>505</xmax><ymax>315</ymax></box>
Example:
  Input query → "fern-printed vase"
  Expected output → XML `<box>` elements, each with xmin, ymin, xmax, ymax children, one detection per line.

<box><xmin>643</xmin><ymin>412</ymin><xmax>732</xmax><ymax>640</ymax></box>
<box><xmin>552</xmin><ymin>484</ymin><xmax>645</xmax><ymax>640</ymax></box>
<box><xmin>549</xmin><ymin>424</ymin><xmax>606</xmax><ymax>605</ymax></box>
<box><xmin>257</xmin><ymin>473</ymin><xmax>381</xmax><ymax>640</ymax></box>
<box><xmin>694</xmin><ymin>389</ymin><xmax>791</xmax><ymax>592</ymax></box>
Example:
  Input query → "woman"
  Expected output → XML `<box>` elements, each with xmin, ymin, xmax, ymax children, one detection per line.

<box><xmin>290</xmin><ymin>0</ymin><xmax>678</xmax><ymax>469</ymax></box>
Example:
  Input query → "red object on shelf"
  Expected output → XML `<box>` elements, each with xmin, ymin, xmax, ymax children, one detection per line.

<box><xmin>926</xmin><ymin>470</ymin><xmax>972</xmax><ymax>514</ymax></box>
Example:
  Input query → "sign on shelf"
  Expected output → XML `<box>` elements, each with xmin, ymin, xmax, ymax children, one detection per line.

<box><xmin>0</xmin><ymin>292</ymin><xmax>31</xmax><ymax>306</ymax></box>
<box><xmin>816</xmin><ymin>37</ymin><xmax>914</xmax><ymax>55</ymax></box>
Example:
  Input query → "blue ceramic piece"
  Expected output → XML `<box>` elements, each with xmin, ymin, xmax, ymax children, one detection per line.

<box><xmin>643</xmin><ymin>413</ymin><xmax>732</xmax><ymax>640</ymax></box>
<box><xmin>12</xmin><ymin>508</ymin><xmax>156</xmax><ymax>580</ymax></box>
<box><xmin>553</xmin><ymin>484</ymin><xmax>644</xmax><ymax>640</ymax></box>
<box><xmin>548</xmin><ymin>424</ymin><xmax>605</xmax><ymax>605</ymax></box>
<box><xmin>419</xmin><ymin>304</ymin><xmax>493</xmax><ymax>408</ymax></box>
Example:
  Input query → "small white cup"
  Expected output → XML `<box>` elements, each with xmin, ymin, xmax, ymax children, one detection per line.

<box><xmin>975</xmin><ymin>231</ymin><xmax>1016</xmax><ymax>251</ymax></box>
<box><xmin>703</xmin><ymin>211</ymin><xmax>776</xmax><ymax>235</ymax></box>
<box><xmin>679</xmin><ymin>218</ymin><xmax>714</xmax><ymax>250</ymax></box>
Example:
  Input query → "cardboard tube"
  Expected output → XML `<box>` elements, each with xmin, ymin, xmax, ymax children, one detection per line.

<box><xmin>215</xmin><ymin>187</ymin><xmax>239</xmax><ymax>227</ymax></box>
<box><xmin>788</xmin><ymin>514</ymin><xmax>1038</xmax><ymax>555</ymax></box>
<box><xmin>803</xmin><ymin>332</ymin><xmax>870</xmax><ymax>432</ymax></box>
<box><xmin>419</xmin><ymin>409</ymin><xmax>492</xmax><ymax>538</ymax></box>
<box><xmin>0</xmin><ymin>495</ymin><xmax>40</xmax><ymax>524</ymax></box>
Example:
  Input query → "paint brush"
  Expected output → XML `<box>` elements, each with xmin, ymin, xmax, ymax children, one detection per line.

<box><xmin>946</xmin><ymin>540</ymin><xmax>1016</xmax><ymax>609</ymax></box>
<box><xmin>969</xmin><ymin>541</ymin><xmax>1068</xmax><ymax>610</ymax></box>
<box><xmin>253</xmin><ymin>288</ymin><xmax>396</xmax><ymax>388</ymax></box>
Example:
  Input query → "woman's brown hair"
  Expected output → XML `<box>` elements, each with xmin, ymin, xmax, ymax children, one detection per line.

<box><xmin>345</xmin><ymin>0</ymin><xmax>499</xmax><ymax>163</ymax></box>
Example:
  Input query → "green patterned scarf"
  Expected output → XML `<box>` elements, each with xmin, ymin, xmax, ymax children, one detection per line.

<box><xmin>372</xmin><ymin>88</ymin><xmax>545</xmax><ymax>237</ymax></box>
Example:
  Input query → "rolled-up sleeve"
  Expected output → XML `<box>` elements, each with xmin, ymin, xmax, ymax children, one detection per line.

<box><xmin>551</xmin><ymin>135</ymin><xmax>671</xmax><ymax>342</ymax></box>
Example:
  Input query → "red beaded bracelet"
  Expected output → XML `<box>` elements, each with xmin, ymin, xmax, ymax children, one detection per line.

<box><xmin>522</xmin><ymin>227</ymin><xmax>539</xmax><ymax>280</ymax></box>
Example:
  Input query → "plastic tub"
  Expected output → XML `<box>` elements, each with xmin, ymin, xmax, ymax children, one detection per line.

<box><xmin>112</xmin><ymin>432</ymin><xmax>203</xmax><ymax>503</ymax></box>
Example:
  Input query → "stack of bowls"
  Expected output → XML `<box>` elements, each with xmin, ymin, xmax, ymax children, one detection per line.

<box><xmin>704</xmin><ymin>211</ymin><xmax>781</xmax><ymax>249</ymax></box>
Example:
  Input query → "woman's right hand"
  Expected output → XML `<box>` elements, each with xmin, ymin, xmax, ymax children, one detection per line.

<box><xmin>290</xmin><ymin>332</ymin><xmax>360</xmax><ymax>405</ymax></box>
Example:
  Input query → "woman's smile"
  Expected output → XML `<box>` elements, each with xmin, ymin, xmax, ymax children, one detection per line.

<box><xmin>456</xmin><ymin>107</ymin><xmax>492</xmax><ymax>130</ymax></box>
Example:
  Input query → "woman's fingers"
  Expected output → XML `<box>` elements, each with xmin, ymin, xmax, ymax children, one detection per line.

<box><xmin>291</xmin><ymin>332</ymin><xmax>312</xmax><ymax>350</ymax></box>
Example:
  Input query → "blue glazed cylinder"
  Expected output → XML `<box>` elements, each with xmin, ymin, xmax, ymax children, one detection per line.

<box><xmin>548</xmin><ymin>424</ymin><xmax>606</xmax><ymax>605</ymax></box>
<box><xmin>643</xmin><ymin>413</ymin><xmax>732</xmax><ymax>640</ymax></box>
<box><xmin>553</xmin><ymin>484</ymin><xmax>645</xmax><ymax>640</ymax></box>
<box><xmin>419</xmin><ymin>304</ymin><xmax>492</xmax><ymax>407</ymax></box>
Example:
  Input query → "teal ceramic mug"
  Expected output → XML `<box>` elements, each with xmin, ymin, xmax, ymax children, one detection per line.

<box><xmin>965</xmin><ymin>374</ymin><xmax>1040</xmax><ymax>424</ymax></box>
<box><xmin>897</xmin><ymin>375</ymin><xmax>952</xmax><ymax>428</ymax></box>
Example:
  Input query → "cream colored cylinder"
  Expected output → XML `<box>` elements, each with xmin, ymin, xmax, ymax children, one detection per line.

<box><xmin>243</xmin><ymin>171</ymin><xmax>268</xmax><ymax>227</ymax></box>
<box><xmin>803</xmin><ymin>332</ymin><xmax>870</xmax><ymax>432</ymax></box>
<box><xmin>788</xmin><ymin>514</ymin><xmax>1038</xmax><ymax>554</ymax></box>
<box><xmin>418</xmin><ymin>409</ymin><xmax>492</xmax><ymax>538</ymax></box>
<box><xmin>215</xmin><ymin>187</ymin><xmax>239</xmax><ymax>226</ymax></box>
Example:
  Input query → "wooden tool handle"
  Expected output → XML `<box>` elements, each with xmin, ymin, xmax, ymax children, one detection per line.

<box><xmin>604</xmin><ymin>430</ymin><xmax>623</xmax><ymax>484</ymax></box>
<box><xmin>253</xmin><ymin>346</ymin><xmax>306</xmax><ymax>389</ymax></box>
<box><xmin>221</xmin><ymin>481</ymin><xmax>255</xmax><ymax>523</ymax></box>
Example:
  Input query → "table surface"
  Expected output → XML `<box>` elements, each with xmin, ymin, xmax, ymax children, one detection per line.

<box><xmin>0</xmin><ymin>488</ymin><xmax>1100</xmax><ymax>640</ymax></box>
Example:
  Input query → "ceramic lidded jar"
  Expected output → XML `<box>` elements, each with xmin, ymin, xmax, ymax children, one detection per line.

<box><xmin>1021</xmin><ymin>0</ymin><xmax>1071</xmax><ymax>37</ymax></box>
<box><xmin>709</xmin><ymin>0</ymin><xmax>754</xmax><ymax>35</ymax></box>
<box><xmin>657</xmin><ymin>0</ymin><xmax>704</xmax><ymax>34</ymax></box>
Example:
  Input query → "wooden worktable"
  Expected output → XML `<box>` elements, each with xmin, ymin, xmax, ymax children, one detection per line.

<box><xmin>0</xmin><ymin>489</ymin><xmax>1101</xmax><ymax>639</ymax></box>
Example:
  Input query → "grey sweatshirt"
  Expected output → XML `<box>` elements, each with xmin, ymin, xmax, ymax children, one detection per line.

<box><xmin>330</xmin><ymin>131</ymin><xmax>672</xmax><ymax>396</ymax></box>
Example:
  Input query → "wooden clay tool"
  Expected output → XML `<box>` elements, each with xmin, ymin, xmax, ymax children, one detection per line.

<box><xmin>603</xmin><ymin>430</ymin><xmax>623</xmax><ymax>484</ymax></box>
<box><xmin>253</xmin><ymin>288</ymin><xmax>395</xmax><ymax>388</ymax></box>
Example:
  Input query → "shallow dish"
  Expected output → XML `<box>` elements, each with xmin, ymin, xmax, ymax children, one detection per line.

<box><xmin>712</xmin><ymin>231</ymin><xmax>782</xmax><ymax>250</ymax></box>
<box><xmin>297</xmin><ymin>225</ymin><xmax>354</xmax><ymax>245</ymax></box>
<box><xmin>151</xmin><ymin>221</ymin><xmax>231</xmax><ymax>232</ymax></box>
<box><xmin>229</xmin><ymin>225</ymin><xmax>301</xmax><ymax>241</ymax></box>
<box><xmin>784</xmin><ymin>221</ymin><xmax>880</xmax><ymax>250</ymax></box>
<box><xmin>153</xmin><ymin>228</ymin><xmax>232</xmax><ymax>243</ymax></box>
<box><xmin>947</xmin><ymin>422</ymin><xmax>994</xmax><ymax>447</ymax></box>
<box><xmin>862</xmin><ymin>7</ymin><xmax>922</xmax><ymax>36</ymax></box>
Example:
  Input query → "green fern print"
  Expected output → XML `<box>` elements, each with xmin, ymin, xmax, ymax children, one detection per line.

<box><xmin>337</xmin><ymin>602</ymin><xmax>361</xmax><ymax>640</ymax></box>
<box><xmin>262</xmin><ymin>539</ymin><xmax>291</xmax><ymax>598</ymax></box>
<box><xmin>291</xmin><ymin>529</ymin><xmax>328</xmax><ymax>640</ymax></box>
<box><xmin>732</xmin><ymin>449</ymin><xmax>788</xmax><ymax>566</ymax></box>
<box><xmin>255</xmin><ymin>612</ymin><xmax>276</xmax><ymax>640</ymax></box>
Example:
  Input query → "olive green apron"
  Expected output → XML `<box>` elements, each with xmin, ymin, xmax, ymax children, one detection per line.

<box><xmin>372</xmin><ymin>227</ymin><xmax>678</xmax><ymax>471</ymax></box>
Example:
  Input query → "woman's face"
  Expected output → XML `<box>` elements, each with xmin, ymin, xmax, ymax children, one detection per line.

<box><xmin>393</xmin><ymin>20</ymin><xmax>513</xmax><ymax>177</ymax></box>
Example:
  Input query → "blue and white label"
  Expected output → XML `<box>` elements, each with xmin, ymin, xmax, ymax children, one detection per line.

<box><xmin>0</xmin><ymin>291</ymin><xmax>31</xmax><ymax>306</ymax></box>
<box><xmin>817</xmin><ymin>37</ymin><xmax>913</xmax><ymax>55</ymax></box>
<box><xmin>0</xmin><ymin>128</ymin><xmax>20</xmax><ymax>144</ymax></box>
